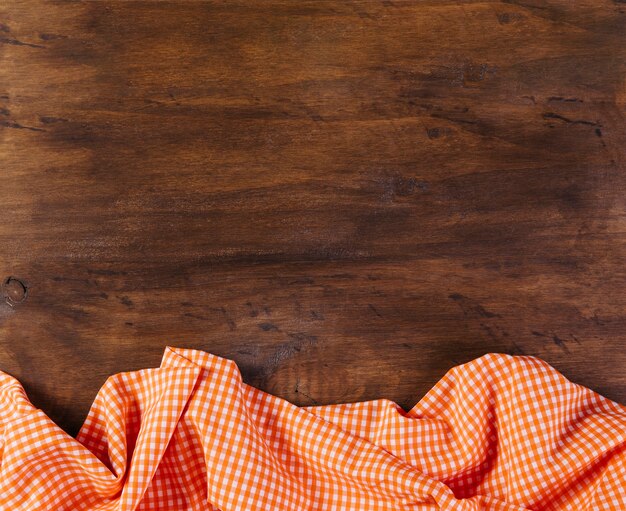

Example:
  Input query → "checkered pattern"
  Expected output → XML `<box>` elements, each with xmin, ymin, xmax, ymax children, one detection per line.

<box><xmin>0</xmin><ymin>347</ymin><xmax>624</xmax><ymax>510</ymax></box>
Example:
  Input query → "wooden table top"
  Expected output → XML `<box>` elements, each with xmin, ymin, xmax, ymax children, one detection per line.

<box><xmin>1</xmin><ymin>0</ymin><xmax>625</xmax><ymax>438</ymax></box>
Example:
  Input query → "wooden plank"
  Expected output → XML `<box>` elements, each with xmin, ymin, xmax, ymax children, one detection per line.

<box><xmin>1</xmin><ymin>0</ymin><xmax>625</xmax><ymax>436</ymax></box>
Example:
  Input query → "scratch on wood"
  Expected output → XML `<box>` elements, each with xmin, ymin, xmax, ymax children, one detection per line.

<box><xmin>368</xmin><ymin>303</ymin><xmax>383</xmax><ymax>317</ymax></box>
<box><xmin>542</xmin><ymin>112</ymin><xmax>600</xmax><ymax>126</ymax></box>
<box><xmin>184</xmin><ymin>312</ymin><xmax>209</xmax><ymax>321</ymax></box>
<box><xmin>1</xmin><ymin>120</ymin><xmax>45</xmax><ymax>132</ymax></box>
<box><xmin>210</xmin><ymin>306</ymin><xmax>236</xmax><ymax>330</ymax></box>
<box><xmin>40</xmin><ymin>116</ymin><xmax>68</xmax><ymax>124</ymax></box>
<box><xmin>295</xmin><ymin>378</ymin><xmax>319</xmax><ymax>405</ymax></box>
<box><xmin>0</xmin><ymin>36</ymin><xmax>44</xmax><ymax>48</ymax></box>
<box><xmin>259</xmin><ymin>322</ymin><xmax>279</xmax><ymax>331</ymax></box>
<box><xmin>119</xmin><ymin>295</ymin><xmax>133</xmax><ymax>307</ymax></box>
<box><xmin>449</xmin><ymin>293</ymin><xmax>501</xmax><ymax>318</ymax></box>
<box><xmin>39</xmin><ymin>33</ymin><xmax>68</xmax><ymax>41</ymax></box>
<box><xmin>310</xmin><ymin>310</ymin><xmax>325</xmax><ymax>320</ymax></box>
<box><xmin>531</xmin><ymin>331</ymin><xmax>581</xmax><ymax>353</ymax></box>
<box><xmin>547</xmin><ymin>97</ymin><xmax>583</xmax><ymax>103</ymax></box>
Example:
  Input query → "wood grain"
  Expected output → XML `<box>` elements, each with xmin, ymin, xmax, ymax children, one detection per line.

<box><xmin>1</xmin><ymin>0</ymin><xmax>625</xmax><ymax>437</ymax></box>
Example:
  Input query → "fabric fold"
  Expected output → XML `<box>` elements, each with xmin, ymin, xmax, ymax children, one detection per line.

<box><xmin>0</xmin><ymin>347</ymin><xmax>623</xmax><ymax>510</ymax></box>
<box><xmin>74</xmin><ymin>362</ymin><xmax>203</xmax><ymax>510</ymax></box>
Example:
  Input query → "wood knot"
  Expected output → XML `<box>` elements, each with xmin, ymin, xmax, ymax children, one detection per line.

<box><xmin>3</xmin><ymin>276</ymin><xmax>28</xmax><ymax>306</ymax></box>
<box><xmin>426</xmin><ymin>127</ymin><xmax>441</xmax><ymax>139</ymax></box>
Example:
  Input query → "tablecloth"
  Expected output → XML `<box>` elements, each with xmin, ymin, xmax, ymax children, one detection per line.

<box><xmin>0</xmin><ymin>346</ymin><xmax>624</xmax><ymax>510</ymax></box>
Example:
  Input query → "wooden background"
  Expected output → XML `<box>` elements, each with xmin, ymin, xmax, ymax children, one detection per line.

<box><xmin>1</xmin><ymin>0</ymin><xmax>625</xmax><ymax>438</ymax></box>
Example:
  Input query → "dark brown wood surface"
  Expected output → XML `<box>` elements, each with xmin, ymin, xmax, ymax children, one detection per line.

<box><xmin>1</xmin><ymin>0</ymin><xmax>625</xmax><ymax>438</ymax></box>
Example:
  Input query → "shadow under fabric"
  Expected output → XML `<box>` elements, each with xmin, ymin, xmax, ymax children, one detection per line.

<box><xmin>0</xmin><ymin>346</ymin><xmax>624</xmax><ymax>510</ymax></box>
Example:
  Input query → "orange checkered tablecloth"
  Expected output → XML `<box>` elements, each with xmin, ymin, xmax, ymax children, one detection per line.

<box><xmin>0</xmin><ymin>346</ymin><xmax>624</xmax><ymax>510</ymax></box>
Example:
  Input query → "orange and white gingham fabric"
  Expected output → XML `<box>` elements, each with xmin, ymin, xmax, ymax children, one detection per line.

<box><xmin>0</xmin><ymin>347</ymin><xmax>624</xmax><ymax>510</ymax></box>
